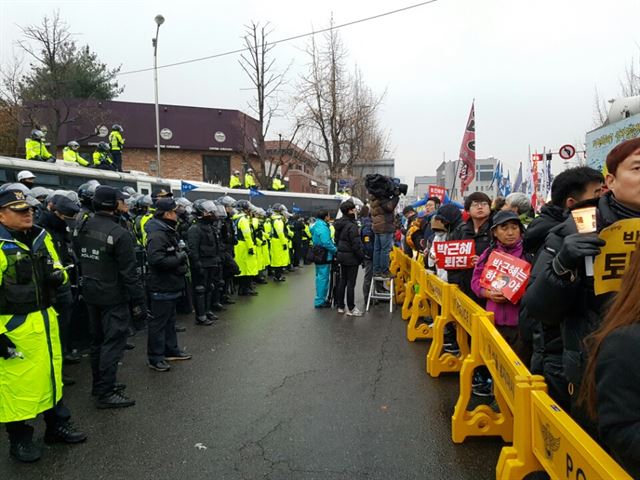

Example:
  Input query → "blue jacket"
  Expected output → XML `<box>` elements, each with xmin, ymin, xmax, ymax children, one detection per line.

<box><xmin>360</xmin><ymin>217</ymin><xmax>374</xmax><ymax>259</ymax></box>
<box><xmin>310</xmin><ymin>219</ymin><xmax>337</xmax><ymax>261</ymax></box>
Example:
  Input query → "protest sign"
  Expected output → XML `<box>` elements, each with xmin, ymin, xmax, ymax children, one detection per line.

<box><xmin>479</xmin><ymin>250</ymin><xmax>530</xmax><ymax>303</ymax></box>
<box><xmin>434</xmin><ymin>240</ymin><xmax>475</xmax><ymax>270</ymax></box>
<box><xmin>594</xmin><ymin>218</ymin><xmax>640</xmax><ymax>295</ymax></box>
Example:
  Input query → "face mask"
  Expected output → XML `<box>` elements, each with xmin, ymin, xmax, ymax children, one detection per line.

<box><xmin>163</xmin><ymin>218</ymin><xmax>177</xmax><ymax>228</ymax></box>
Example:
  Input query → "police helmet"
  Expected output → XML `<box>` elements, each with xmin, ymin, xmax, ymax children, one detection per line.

<box><xmin>17</xmin><ymin>170</ymin><xmax>36</xmax><ymax>182</ymax></box>
<box><xmin>122</xmin><ymin>186</ymin><xmax>137</xmax><ymax>196</ymax></box>
<box><xmin>196</xmin><ymin>200</ymin><xmax>217</xmax><ymax>217</ymax></box>
<box><xmin>25</xmin><ymin>194</ymin><xmax>41</xmax><ymax>208</ymax></box>
<box><xmin>78</xmin><ymin>180</ymin><xmax>100</xmax><ymax>202</ymax></box>
<box><xmin>175</xmin><ymin>197</ymin><xmax>192</xmax><ymax>215</ymax></box>
<box><xmin>68</xmin><ymin>140</ymin><xmax>80</xmax><ymax>150</ymax></box>
<box><xmin>218</xmin><ymin>195</ymin><xmax>236</xmax><ymax>207</ymax></box>
<box><xmin>0</xmin><ymin>182</ymin><xmax>31</xmax><ymax>195</ymax></box>
<box><xmin>255</xmin><ymin>208</ymin><xmax>266</xmax><ymax>218</ymax></box>
<box><xmin>214</xmin><ymin>202</ymin><xmax>227</xmax><ymax>218</ymax></box>
<box><xmin>30</xmin><ymin>129</ymin><xmax>45</xmax><ymax>140</ymax></box>
<box><xmin>135</xmin><ymin>195</ymin><xmax>153</xmax><ymax>209</ymax></box>
<box><xmin>97</xmin><ymin>141</ymin><xmax>110</xmax><ymax>152</ymax></box>
<box><xmin>125</xmin><ymin>193</ymin><xmax>141</xmax><ymax>209</ymax></box>
<box><xmin>31</xmin><ymin>186</ymin><xmax>53</xmax><ymax>200</ymax></box>
<box><xmin>247</xmin><ymin>168</ymin><xmax>253</xmax><ymax>173</ymax></box>
<box><xmin>111</xmin><ymin>124</ymin><xmax>123</xmax><ymax>132</ymax></box>
<box><xmin>235</xmin><ymin>199</ymin><xmax>251</xmax><ymax>211</ymax></box>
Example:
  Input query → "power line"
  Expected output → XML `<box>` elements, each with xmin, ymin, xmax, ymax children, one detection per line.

<box><xmin>117</xmin><ymin>0</ymin><xmax>439</xmax><ymax>77</ymax></box>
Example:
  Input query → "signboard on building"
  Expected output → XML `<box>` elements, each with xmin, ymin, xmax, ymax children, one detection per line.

<box><xmin>585</xmin><ymin>113</ymin><xmax>640</xmax><ymax>172</ymax></box>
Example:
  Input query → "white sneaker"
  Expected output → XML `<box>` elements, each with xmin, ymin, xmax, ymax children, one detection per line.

<box><xmin>337</xmin><ymin>308</ymin><xmax>345</xmax><ymax>314</ymax></box>
<box><xmin>347</xmin><ymin>307</ymin><xmax>363</xmax><ymax>317</ymax></box>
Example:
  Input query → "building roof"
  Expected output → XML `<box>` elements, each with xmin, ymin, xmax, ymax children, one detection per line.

<box><xmin>264</xmin><ymin>139</ymin><xmax>316</xmax><ymax>164</ymax></box>
<box><xmin>22</xmin><ymin>99</ymin><xmax>262</xmax><ymax>153</ymax></box>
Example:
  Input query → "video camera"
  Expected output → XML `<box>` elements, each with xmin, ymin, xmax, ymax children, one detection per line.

<box><xmin>365</xmin><ymin>174</ymin><xmax>408</xmax><ymax>200</ymax></box>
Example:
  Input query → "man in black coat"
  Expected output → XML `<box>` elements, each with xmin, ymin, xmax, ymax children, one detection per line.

<box><xmin>145</xmin><ymin>198</ymin><xmax>193</xmax><ymax>372</ymax></box>
<box><xmin>524</xmin><ymin>138</ymin><xmax>640</xmax><ymax>433</ymax></box>
<box><xmin>74</xmin><ymin>186</ymin><xmax>146</xmax><ymax>408</ymax></box>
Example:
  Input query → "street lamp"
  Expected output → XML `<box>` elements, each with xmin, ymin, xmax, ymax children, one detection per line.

<box><xmin>153</xmin><ymin>14</ymin><xmax>165</xmax><ymax>176</ymax></box>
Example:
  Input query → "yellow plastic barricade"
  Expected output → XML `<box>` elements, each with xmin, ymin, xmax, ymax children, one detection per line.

<box><xmin>393</xmin><ymin>250</ymin><xmax>411</xmax><ymax>305</ymax></box>
<box><xmin>424</xmin><ymin>278</ymin><xmax>459</xmax><ymax>376</ymax></box>
<box><xmin>401</xmin><ymin>258</ymin><xmax>423</xmax><ymax>321</ymax></box>
<box><xmin>520</xmin><ymin>390</ymin><xmax>632</xmax><ymax>480</ymax></box>
<box><xmin>406</xmin><ymin>268</ymin><xmax>436</xmax><ymax>341</ymax></box>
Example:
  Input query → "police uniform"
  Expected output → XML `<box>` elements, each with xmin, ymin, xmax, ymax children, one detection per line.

<box><xmin>74</xmin><ymin>186</ymin><xmax>145</xmax><ymax>408</ymax></box>
<box><xmin>232</xmin><ymin>204</ymin><xmax>259</xmax><ymax>295</ymax></box>
<box><xmin>269</xmin><ymin>211</ymin><xmax>289</xmax><ymax>280</ymax></box>
<box><xmin>229</xmin><ymin>173</ymin><xmax>241</xmax><ymax>189</ymax></box>
<box><xmin>108</xmin><ymin>126</ymin><xmax>125</xmax><ymax>172</ymax></box>
<box><xmin>0</xmin><ymin>189</ymin><xmax>86</xmax><ymax>462</ymax></box>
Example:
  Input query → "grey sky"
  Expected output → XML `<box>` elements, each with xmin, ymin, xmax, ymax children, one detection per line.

<box><xmin>1</xmin><ymin>0</ymin><xmax>639</xmax><ymax>186</ymax></box>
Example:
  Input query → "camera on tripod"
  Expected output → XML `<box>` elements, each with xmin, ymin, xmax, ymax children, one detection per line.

<box><xmin>365</xmin><ymin>174</ymin><xmax>408</xmax><ymax>200</ymax></box>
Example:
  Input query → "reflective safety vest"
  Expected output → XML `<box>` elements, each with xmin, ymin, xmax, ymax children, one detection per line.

<box><xmin>139</xmin><ymin>212</ymin><xmax>154</xmax><ymax>246</ymax></box>
<box><xmin>232</xmin><ymin>213</ymin><xmax>255</xmax><ymax>248</ymax></box>
<box><xmin>109</xmin><ymin>130</ymin><xmax>124</xmax><ymax>151</ymax></box>
<box><xmin>271</xmin><ymin>177</ymin><xmax>285</xmax><ymax>191</ymax></box>
<box><xmin>244</xmin><ymin>173</ymin><xmax>256</xmax><ymax>189</ymax></box>
<box><xmin>329</xmin><ymin>224</ymin><xmax>335</xmax><ymax>241</ymax></box>
<box><xmin>92</xmin><ymin>151</ymin><xmax>114</xmax><ymax>168</ymax></box>
<box><xmin>25</xmin><ymin>138</ymin><xmax>52</xmax><ymax>161</ymax></box>
<box><xmin>63</xmin><ymin>147</ymin><xmax>89</xmax><ymax>166</ymax></box>
<box><xmin>229</xmin><ymin>175</ymin><xmax>241</xmax><ymax>189</ymax></box>
<box><xmin>0</xmin><ymin>225</ymin><xmax>66</xmax><ymax>422</ymax></box>
<box><xmin>303</xmin><ymin>224</ymin><xmax>311</xmax><ymax>241</ymax></box>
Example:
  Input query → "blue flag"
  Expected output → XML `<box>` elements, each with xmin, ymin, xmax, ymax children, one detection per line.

<box><xmin>181</xmin><ymin>181</ymin><xmax>198</xmax><ymax>193</ymax></box>
<box><xmin>248</xmin><ymin>187</ymin><xmax>264</xmax><ymax>198</ymax></box>
<box><xmin>513</xmin><ymin>162</ymin><xmax>523</xmax><ymax>193</ymax></box>
<box><xmin>292</xmin><ymin>206</ymin><xmax>303</xmax><ymax>213</ymax></box>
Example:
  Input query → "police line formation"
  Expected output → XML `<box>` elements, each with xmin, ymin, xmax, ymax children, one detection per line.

<box><xmin>2</xmin><ymin>136</ymin><xmax>640</xmax><ymax>478</ymax></box>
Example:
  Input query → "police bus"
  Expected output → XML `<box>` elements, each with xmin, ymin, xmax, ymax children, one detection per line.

<box><xmin>0</xmin><ymin>155</ymin><xmax>343</xmax><ymax>214</ymax></box>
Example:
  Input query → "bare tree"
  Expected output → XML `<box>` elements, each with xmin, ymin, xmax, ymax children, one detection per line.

<box><xmin>239</xmin><ymin>21</ymin><xmax>287</xmax><ymax>186</ymax></box>
<box><xmin>593</xmin><ymin>50</ymin><xmax>640</xmax><ymax>127</ymax></box>
<box><xmin>0</xmin><ymin>58</ymin><xmax>25</xmax><ymax>156</ymax></box>
<box><xmin>294</xmin><ymin>21</ymin><xmax>390</xmax><ymax>194</ymax></box>
<box><xmin>592</xmin><ymin>87</ymin><xmax>609</xmax><ymax>128</ymax></box>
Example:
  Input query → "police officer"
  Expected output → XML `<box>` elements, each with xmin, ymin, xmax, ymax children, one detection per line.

<box><xmin>63</xmin><ymin>141</ymin><xmax>89</xmax><ymax>166</ymax></box>
<box><xmin>244</xmin><ymin>168</ymin><xmax>257</xmax><ymax>189</ymax></box>
<box><xmin>92</xmin><ymin>142</ymin><xmax>115</xmax><ymax>170</ymax></box>
<box><xmin>76</xmin><ymin>180</ymin><xmax>100</xmax><ymax>225</ymax></box>
<box><xmin>229</xmin><ymin>170</ymin><xmax>242</xmax><ymax>189</ymax></box>
<box><xmin>74</xmin><ymin>186</ymin><xmax>146</xmax><ymax>408</ymax></box>
<box><xmin>146</xmin><ymin>198</ymin><xmax>193</xmax><ymax>371</ymax></box>
<box><xmin>271</xmin><ymin>173</ymin><xmax>285</xmax><ymax>191</ymax></box>
<box><xmin>108</xmin><ymin>124</ymin><xmax>125</xmax><ymax>172</ymax></box>
<box><xmin>270</xmin><ymin>204</ymin><xmax>290</xmax><ymax>281</ymax></box>
<box><xmin>17</xmin><ymin>170</ymin><xmax>36</xmax><ymax>189</ymax></box>
<box><xmin>217</xmin><ymin>196</ymin><xmax>238</xmax><ymax>303</ymax></box>
<box><xmin>188</xmin><ymin>200</ymin><xmax>224</xmax><ymax>326</ymax></box>
<box><xmin>25</xmin><ymin>129</ymin><xmax>53</xmax><ymax>162</ymax></box>
<box><xmin>233</xmin><ymin>200</ymin><xmax>259</xmax><ymax>295</ymax></box>
<box><xmin>0</xmin><ymin>188</ymin><xmax>86</xmax><ymax>462</ymax></box>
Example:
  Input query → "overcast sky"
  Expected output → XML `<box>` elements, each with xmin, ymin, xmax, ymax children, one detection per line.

<box><xmin>2</xmin><ymin>0</ymin><xmax>639</xmax><ymax>185</ymax></box>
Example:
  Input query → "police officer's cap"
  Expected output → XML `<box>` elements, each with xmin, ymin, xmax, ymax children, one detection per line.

<box><xmin>151</xmin><ymin>187</ymin><xmax>173</xmax><ymax>199</ymax></box>
<box><xmin>0</xmin><ymin>189</ymin><xmax>31</xmax><ymax>211</ymax></box>
<box><xmin>93</xmin><ymin>185</ymin><xmax>123</xmax><ymax>210</ymax></box>
<box><xmin>155</xmin><ymin>198</ymin><xmax>177</xmax><ymax>213</ymax></box>
<box><xmin>55</xmin><ymin>196</ymin><xmax>81</xmax><ymax>217</ymax></box>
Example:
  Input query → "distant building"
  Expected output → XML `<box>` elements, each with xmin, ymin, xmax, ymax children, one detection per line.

<box><xmin>19</xmin><ymin>99</ymin><xmax>262</xmax><ymax>185</ymax></box>
<box><xmin>263</xmin><ymin>140</ymin><xmax>328</xmax><ymax>194</ymax></box>
<box><xmin>413</xmin><ymin>175</ymin><xmax>437</xmax><ymax>199</ymax></box>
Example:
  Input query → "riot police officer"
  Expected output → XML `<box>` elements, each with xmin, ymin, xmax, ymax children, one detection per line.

<box><xmin>74</xmin><ymin>186</ymin><xmax>146</xmax><ymax>408</ymax></box>
<box><xmin>188</xmin><ymin>200</ymin><xmax>224</xmax><ymax>326</ymax></box>
<box><xmin>0</xmin><ymin>188</ymin><xmax>86</xmax><ymax>462</ymax></box>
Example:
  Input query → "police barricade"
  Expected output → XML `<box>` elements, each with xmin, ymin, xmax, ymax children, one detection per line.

<box><xmin>391</xmin><ymin>249</ymin><xmax>632</xmax><ymax>480</ymax></box>
<box><xmin>401</xmin><ymin>257</ymin><xmax>423</xmax><ymax>321</ymax></box>
<box><xmin>390</xmin><ymin>248</ymin><xmax>411</xmax><ymax>305</ymax></box>
<box><xmin>406</xmin><ymin>267</ymin><xmax>436</xmax><ymax>342</ymax></box>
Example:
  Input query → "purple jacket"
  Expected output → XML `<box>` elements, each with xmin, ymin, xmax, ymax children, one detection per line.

<box><xmin>471</xmin><ymin>239</ymin><xmax>527</xmax><ymax>327</ymax></box>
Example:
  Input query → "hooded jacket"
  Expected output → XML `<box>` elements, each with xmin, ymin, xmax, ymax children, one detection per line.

<box><xmin>334</xmin><ymin>216</ymin><xmax>365</xmax><ymax>266</ymax></box>
<box><xmin>146</xmin><ymin>217</ymin><xmax>188</xmax><ymax>294</ymax></box>
<box><xmin>370</xmin><ymin>196</ymin><xmax>400</xmax><ymax>234</ymax></box>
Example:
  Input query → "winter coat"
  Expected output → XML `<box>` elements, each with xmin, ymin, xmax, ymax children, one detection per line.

<box><xmin>269</xmin><ymin>214</ymin><xmax>290</xmax><ymax>268</ymax></box>
<box><xmin>146</xmin><ymin>218</ymin><xmax>188</xmax><ymax>294</ymax></box>
<box><xmin>447</xmin><ymin>216</ymin><xmax>492</xmax><ymax>305</ymax></box>
<box><xmin>523</xmin><ymin>204</ymin><xmax>566</xmax><ymax>259</ymax></box>
<box><xmin>360</xmin><ymin>217</ymin><xmax>374</xmax><ymax>259</ymax></box>
<box><xmin>524</xmin><ymin>192</ymin><xmax>640</xmax><ymax>387</ymax></box>
<box><xmin>187</xmin><ymin>219</ymin><xmax>221</xmax><ymax>271</ymax></box>
<box><xmin>370</xmin><ymin>196</ymin><xmax>400</xmax><ymax>234</ymax></box>
<box><xmin>595</xmin><ymin>324</ymin><xmax>640</xmax><ymax>479</ymax></box>
<box><xmin>334</xmin><ymin>217</ymin><xmax>365</xmax><ymax>266</ymax></box>
<box><xmin>471</xmin><ymin>239</ymin><xmax>529</xmax><ymax>327</ymax></box>
<box><xmin>310</xmin><ymin>220</ymin><xmax>337</xmax><ymax>261</ymax></box>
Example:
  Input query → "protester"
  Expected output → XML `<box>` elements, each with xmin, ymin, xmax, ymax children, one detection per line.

<box><xmin>334</xmin><ymin>200</ymin><xmax>365</xmax><ymax>316</ymax></box>
<box><xmin>310</xmin><ymin>209</ymin><xmax>337</xmax><ymax>308</ymax></box>
<box><xmin>525</xmin><ymin>137</ymin><xmax>640</xmax><ymax>433</ymax></box>
<box><xmin>360</xmin><ymin>205</ymin><xmax>375</xmax><ymax>303</ymax></box>
<box><xmin>581</xmin><ymin>241</ymin><xmax>640</xmax><ymax>479</ymax></box>
<box><xmin>425</xmin><ymin>204</ymin><xmax>463</xmax><ymax>281</ymax></box>
<box><xmin>503</xmin><ymin>192</ymin><xmax>534</xmax><ymax>227</ymax></box>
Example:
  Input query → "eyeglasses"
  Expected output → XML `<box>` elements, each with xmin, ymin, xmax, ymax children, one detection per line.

<box><xmin>470</xmin><ymin>201</ymin><xmax>490</xmax><ymax>208</ymax></box>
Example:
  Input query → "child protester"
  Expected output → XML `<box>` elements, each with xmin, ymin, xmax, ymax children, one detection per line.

<box><xmin>470</xmin><ymin>210</ymin><xmax>532</xmax><ymax>396</ymax></box>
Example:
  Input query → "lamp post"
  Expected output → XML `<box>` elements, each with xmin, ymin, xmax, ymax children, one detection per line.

<box><xmin>152</xmin><ymin>14</ymin><xmax>165</xmax><ymax>176</ymax></box>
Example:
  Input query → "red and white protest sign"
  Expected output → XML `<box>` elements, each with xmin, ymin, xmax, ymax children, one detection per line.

<box><xmin>479</xmin><ymin>250</ymin><xmax>531</xmax><ymax>303</ymax></box>
<box><xmin>434</xmin><ymin>240</ymin><xmax>475</xmax><ymax>270</ymax></box>
<box><xmin>428</xmin><ymin>185</ymin><xmax>446</xmax><ymax>202</ymax></box>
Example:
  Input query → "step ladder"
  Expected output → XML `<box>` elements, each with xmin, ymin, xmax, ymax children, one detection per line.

<box><xmin>366</xmin><ymin>276</ymin><xmax>395</xmax><ymax>313</ymax></box>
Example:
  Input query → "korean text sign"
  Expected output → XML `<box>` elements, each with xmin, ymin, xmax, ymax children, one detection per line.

<box><xmin>434</xmin><ymin>240</ymin><xmax>475</xmax><ymax>270</ymax></box>
<box><xmin>594</xmin><ymin>218</ymin><xmax>640</xmax><ymax>295</ymax></box>
<box><xmin>479</xmin><ymin>250</ymin><xmax>531</xmax><ymax>303</ymax></box>
<box><xmin>428</xmin><ymin>185</ymin><xmax>446</xmax><ymax>202</ymax></box>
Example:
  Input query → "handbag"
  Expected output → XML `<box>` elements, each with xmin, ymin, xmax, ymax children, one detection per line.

<box><xmin>306</xmin><ymin>244</ymin><xmax>329</xmax><ymax>265</ymax></box>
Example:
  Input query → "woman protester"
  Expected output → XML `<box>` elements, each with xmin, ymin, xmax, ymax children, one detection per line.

<box><xmin>334</xmin><ymin>200</ymin><xmax>365</xmax><ymax>316</ymax></box>
<box><xmin>581</xmin><ymin>241</ymin><xmax>640</xmax><ymax>478</ymax></box>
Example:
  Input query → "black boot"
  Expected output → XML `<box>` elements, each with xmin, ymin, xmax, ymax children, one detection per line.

<box><xmin>8</xmin><ymin>424</ymin><xmax>41</xmax><ymax>463</ymax></box>
<box><xmin>96</xmin><ymin>391</ymin><xmax>135</xmax><ymax>409</ymax></box>
<box><xmin>44</xmin><ymin>421</ymin><xmax>87</xmax><ymax>444</ymax></box>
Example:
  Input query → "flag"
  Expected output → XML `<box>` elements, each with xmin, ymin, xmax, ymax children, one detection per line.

<box><xmin>292</xmin><ymin>206</ymin><xmax>303</xmax><ymax>213</ymax></box>
<box><xmin>248</xmin><ymin>187</ymin><xmax>264</xmax><ymax>198</ymax></box>
<box><xmin>181</xmin><ymin>180</ymin><xmax>198</xmax><ymax>193</ymax></box>
<box><xmin>489</xmin><ymin>160</ymin><xmax>501</xmax><ymax>189</ymax></box>
<box><xmin>457</xmin><ymin>102</ymin><xmax>476</xmax><ymax>195</ymax></box>
<box><xmin>504</xmin><ymin>171</ymin><xmax>512</xmax><ymax>196</ymax></box>
<box><xmin>513</xmin><ymin>162</ymin><xmax>523</xmax><ymax>193</ymax></box>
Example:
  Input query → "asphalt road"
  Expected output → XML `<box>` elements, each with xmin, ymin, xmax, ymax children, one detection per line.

<box><xmin>1</xmin><ymin>266</ymin><xmax>502</xmax><ymax>480</ymax></box>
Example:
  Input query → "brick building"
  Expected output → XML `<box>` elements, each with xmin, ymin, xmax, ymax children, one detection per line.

<box><xmin>263</xmin><ymin>140</ymin><xmax>328</xmax><ymax>194</ymax></box>
<box><xmin>19</xmin><ymin>99</ymin><xmax>262</xmax><ymax>185</ymax></box>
